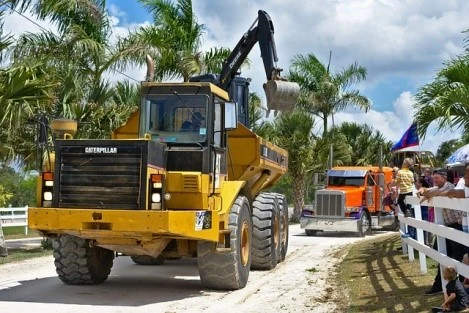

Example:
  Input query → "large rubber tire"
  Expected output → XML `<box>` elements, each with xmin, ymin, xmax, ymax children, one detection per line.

<box><xmin>357</xmin><ymin>210</ymin><xmax>372</xmax><ymax>237</ymax></box>
<box><xmin>53</xmin><ymin>235</ymin><xmax>114</xmax><ymax>285</ymax></box>
<box><xmin>274</xmin><ymin>193</ymin><xmax>289</xmax><ymax>262</ymax></box>
<box><xmin>251</xmin><ymin>193</ymin><xmax>280</xmax><ymax>270</ymax></box>
<box><xmin>198</xmin><ymin>195</ymin><xmax>252</xmax><ymax>290</ymax></box>
<box><xmin>131</xmin><ymin>255</ymin><xmax>165</xmax><ymax>265</ymax></box>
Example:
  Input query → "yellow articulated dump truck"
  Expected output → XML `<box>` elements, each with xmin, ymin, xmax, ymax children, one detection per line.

<box><xmin>29</xmin><ymin>10</ymin><xmax>299</xmax><ymax>290</ymax></box>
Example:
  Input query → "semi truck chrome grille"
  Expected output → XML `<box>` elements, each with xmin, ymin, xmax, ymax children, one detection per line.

<box><xmin>314</xmin><ymin>190</ymin><xmax>345</xmax><ymax>217</ymax></box>
<box><xmin>56</xmin><ymin>145</ymin><xmax>143</xmax><ymax>210</ymax></box>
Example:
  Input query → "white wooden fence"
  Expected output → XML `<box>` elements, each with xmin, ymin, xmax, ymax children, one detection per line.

<box><xmin>0</xmin><ymin>206</ymin><xmax>29</xmax><ymax>235</ymax></box>
<box><xmin>401</xmin><ymin>196</ymin><xmax>469</xmax><ymax>289</ymax></box>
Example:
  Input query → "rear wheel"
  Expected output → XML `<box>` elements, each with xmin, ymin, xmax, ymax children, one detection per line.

<box><xmin>131</xmin><ymin>255</ymin><xmax>165</xmax><ymax>265</ymax></box>
<box><xmin>53</xmin><ymin>235</ymin><xmax>114</xmax><ymax>285</ymax></box>
<box><xmin>198</xmin><ymin>195</ymin><xmax>252</xmax><ymax>290</ymax></box>
<box><xmin>274</xmin><ymin>193</ymin><xmax>289</xmax><ymax>262</ymax></box>
<box><xmin>251</xmin><ymin>193</ymin><xmax>280</xmax><ymax>270</ymax></box>
<box><xmin>357</xmin><ymin>210</ymin><xmax>372</xmax><ymax>237</ymax></box>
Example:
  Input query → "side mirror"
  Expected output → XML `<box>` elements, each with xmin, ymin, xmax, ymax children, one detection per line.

<box><xmin>224</xmin><ymin>101</ymin><xmax>238</xmax><ymax>130</ymax></box>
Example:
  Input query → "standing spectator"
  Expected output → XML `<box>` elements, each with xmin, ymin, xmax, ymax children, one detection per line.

<box><xmin>396</xmin><ymin>158</ymin><xmax>416</xmax><ymax>238</ymax></box>
<box><xmin>396</xmin><ymin>158</ymin><xmax>415</xmax><ymax>217</ymax></box>
<box><xmin>423</xmin><ymin>167</ymin><xmax>434</xmax><ymax>187</ymax></box>
<box><xmin>463</xmin><ymin>254</ymin><xmax>469</xmax><ymax>294</ymax></box>
<box><xmin>419</xmin><ymin>169</ymin><xmax>459</xmax><ymax>295</ymax></box>
<box><xmin>415</xmin><ymin>177</ymin><xmax>430</xmax><ymax>244</ymax></box>
<box><xmin>415</xmin><ymin>177</ymin><xmax>430</xmax><ymax>221</ymax></box>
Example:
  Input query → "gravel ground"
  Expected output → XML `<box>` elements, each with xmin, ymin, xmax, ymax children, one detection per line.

<box><xmin>0</xmin><ymin>224</ymin><xmax>386</xmax><ymax>313</ymax></box>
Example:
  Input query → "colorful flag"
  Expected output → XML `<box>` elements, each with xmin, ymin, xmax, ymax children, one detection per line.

<box><xmin>391</xmin><ymin>123</ymin><xmax>419</xmax><ymax>151</ymax></box>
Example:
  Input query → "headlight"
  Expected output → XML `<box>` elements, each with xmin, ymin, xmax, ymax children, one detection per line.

<box><xmin>152</xmin><ymin>193</ymin><xmax>161</xmax><ymax>203</ymax></box>
<box><xmin>153</xmin><ymin>182</ymin><xmax>162</xmax><ymax>189</ymax></box>
<box><xmin>44</xmin><ymin>191</ymin><xmax>53</xmax><ymax>201</ymax></box>
<box><xmin>45</xmin><ymin>181</ymin><xmax>54</xmax><ymax>187</ymax></box>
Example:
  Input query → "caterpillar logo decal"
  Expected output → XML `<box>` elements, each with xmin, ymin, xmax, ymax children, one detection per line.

<box><xmin>84</xmin><ymin>147</ymin><xmax>118</xmax><ymax>154</ymax></box>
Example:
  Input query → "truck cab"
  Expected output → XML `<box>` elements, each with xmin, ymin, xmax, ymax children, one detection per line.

<box><xmin>300</xmin><ymin>166</ymin><xmax>396</xmax><ymax>237</ymax></box>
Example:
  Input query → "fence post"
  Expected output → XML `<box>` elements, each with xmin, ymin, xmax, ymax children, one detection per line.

<box><xmin>412</xmin><ymin>202</ymin><xmax>427</xmax><ymax>273</ymax></box>
<box><xmin>24</xmin><ymin>205</ymin><xmax>28</xmax><ymax>235</ymax></box>
<box><xmin>433</xmin><ymin>206</ymin><xmax>447</xmax><ymax>290</ymax></box>
<box><xmin>0</xmin><ymin>219</ymin><xmax>7</xmax><ymax>257</ymax></box>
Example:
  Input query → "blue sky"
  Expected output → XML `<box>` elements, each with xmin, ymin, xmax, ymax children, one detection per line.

<box><xmin>4</xmin><ymin>0</ymin><xmax>469</xmax><ymax>153</ymax></box>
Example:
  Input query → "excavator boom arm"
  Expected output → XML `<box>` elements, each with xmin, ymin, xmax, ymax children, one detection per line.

<box><xmin>219</xmin><ymin>10</ymin><xmax>279</xmax><ymax>90</ymax></box>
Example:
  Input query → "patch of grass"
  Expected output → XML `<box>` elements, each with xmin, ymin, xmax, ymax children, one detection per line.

<box><xmin>3</xmin><ymin>227</ymin><xmax>42</xmax><ymax>239</ymax></box>
<box><xmin>339</xmin><ymin>233</ymin><xmax>443</xmax><ymax>313</ymax></box>
<box><xmin>0</xmin><ymin>248</ymin><xmax>52</xmax><ymax>265</ymax></box>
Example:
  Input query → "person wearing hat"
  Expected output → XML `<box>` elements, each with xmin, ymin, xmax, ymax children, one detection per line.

<box><xmin>418</xmin><ymin>168</ymin><xmax>460</xmax><ymax>296</ymax></box>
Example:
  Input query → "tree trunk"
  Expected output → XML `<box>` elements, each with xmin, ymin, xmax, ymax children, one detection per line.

<box><xmin>290</xmin><ymin>171</ymin><xmax>306</xmax><ymax>223</ymax></box>
<box><xmin>323</xmin><ymin>115</ymin><xmax>328</xmax><ymax>137</ymax></box>
<box><xmin>0</xmin><ymin>220</ymin><xmax>7</xmax><ymax>257</ymax></box>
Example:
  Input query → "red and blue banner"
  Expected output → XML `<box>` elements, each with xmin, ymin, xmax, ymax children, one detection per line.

<box><xmin>391</xmin><ymin>123</ymin><xmax>419</xmax><ymax>151</ymax></box>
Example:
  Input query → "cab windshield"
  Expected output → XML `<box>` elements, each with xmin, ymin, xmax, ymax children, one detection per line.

<box><xmin>328</xmin><ymin>176</ymin><xmax>365</xmax><ymax>187</ymax></box>
<box><xmin>141</xmin><ymin>94</ymin><xmax>209</xmax><ymax>144</ymax></box>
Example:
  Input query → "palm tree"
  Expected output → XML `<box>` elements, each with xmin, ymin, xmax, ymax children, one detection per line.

<box><xmin>269</xmin><ymin>110</ymin><xmax>316</xmax><ymax>221</ymax></box>
<box><xmin>330</xmin><ymin>122</ymin><xmax>393</xmax><ymax>166</ymax></box>
<box><xmin>0</xmin><ymin>0</ymin><xmax>148</xmax><ymax>167</ymax></box>
<box><xmin>414</xmin><ymin>54</ymin><xmax>469</xmax><ymax>138</ymax></box>
<box><xmin>435</xmin><ymin>139</ymin><xmax>465</xmax><ymax>165</ymax></box>
<box><xmin>289</xmin><ymin>53</ymin><xmax>370</xmax><ymax>136</ymax></box>
<box><xmin>135</xmin><ymin>0</ymin><xmax>238</xmax><ymax>81</ymax></box>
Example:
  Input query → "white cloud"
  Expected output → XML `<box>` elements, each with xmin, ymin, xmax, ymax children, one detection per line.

<box><xmin>2</xmin><ymin>1</ymin><xmax>467</xmax><ymax>154</ymax></box>
<box><xmin>334</xmin><ymin>91</ymin><xmax>462</xmax><ymax>153</ymax></box>
<box><xmin>3</xmin><ymin>10</ymin><xmax>57</xmax><ymax>37</ymax></box>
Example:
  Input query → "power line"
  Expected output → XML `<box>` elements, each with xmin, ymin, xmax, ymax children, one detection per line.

<box><xmin>2</xmin><ymin>3</ymin><xmax>140</xmax><ymax>82</ymax></box>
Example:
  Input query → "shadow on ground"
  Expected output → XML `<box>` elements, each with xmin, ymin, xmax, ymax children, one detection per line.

<box><xmin>0</xmin><ymin>257</ymin><xmax>224</xmax><ymax>307</ymax></box>
<box><xmin>341</xmin><ymin>234</ymin><xmax>442</xmax><ymax>313</ymax></box>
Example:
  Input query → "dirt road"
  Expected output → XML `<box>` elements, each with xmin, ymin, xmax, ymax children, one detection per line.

<box><xmin>0</xmin><ymin>225</ymin><xmax>384</xmax><ymax>313</ymax></box>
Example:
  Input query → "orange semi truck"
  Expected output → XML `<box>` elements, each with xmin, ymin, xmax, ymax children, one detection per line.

<box><xmin>300</xmin><ymin>166</ymin><xmax>398</xmax><ymax>237</ymax></box>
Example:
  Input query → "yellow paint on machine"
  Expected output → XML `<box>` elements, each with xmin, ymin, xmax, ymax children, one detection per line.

<box><xmin>28</xmin><ymin>208</ymin><xmax>220</xmax><ymax>242</ymax></box>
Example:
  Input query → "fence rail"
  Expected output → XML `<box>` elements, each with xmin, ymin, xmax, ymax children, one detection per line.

<box><xmin>0</xmin><ymin>206</ymin><xmax>29</xmax><ymax>234</ymax></box>
<box><xmin>402</xmin><ymin>195</ymin><xmax>469</xmax><ymax>289</ymax></box>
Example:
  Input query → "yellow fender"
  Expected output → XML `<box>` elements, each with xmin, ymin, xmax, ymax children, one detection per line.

<box><xmin>219</xmin><ymin>181</ymin><xmax>246</xmax><ymax>216</ymax></box>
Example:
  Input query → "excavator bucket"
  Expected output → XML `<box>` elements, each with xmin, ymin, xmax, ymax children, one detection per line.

<box><xmin>263</xmin><ymin>80</ymin><xmax>300</xmax><ymax>112</ymax></box>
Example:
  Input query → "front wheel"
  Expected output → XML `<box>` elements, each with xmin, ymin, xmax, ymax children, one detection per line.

<box><xmin>357</xmin><ymin>210</ymin><xmax>372</xmax><ymax>237</ymax></box>
<box><xmin>198</xmin><ymin>195</ymin><xmax>252</xmax><ymax>290</ymax></box>
<box><xmin>53</xmin><ymin>235</ymin><xmax>114</xmax><ymax>285</ymax></box>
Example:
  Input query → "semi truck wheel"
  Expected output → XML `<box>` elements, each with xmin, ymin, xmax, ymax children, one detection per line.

<box><xmin>274</xmin><ymin>193</ymin><xmax>289</xmax><ymax>262</ymax></box>
<box><xmin>53</xmin><ymin>235</ymin><xmax>114</xmax><ymax>285</ymax></box>
<box><xmin>130</xmin><ymin>255</ymin><xmax>165</xmax><ymax>265</ymax></box>
<box><xmin>251</xmin><ymin>193</ymin><xmax>280</xmax><ymax>270</ymax></box>
<box><xmin>197</xmin><ymin>195</ymin><xmax>252</xmax><ymax>290</ymax></box>
<box><xmin>357</xmin><ymin>210</ymin><xmax>372</xmax><ymax>237</ymax></box>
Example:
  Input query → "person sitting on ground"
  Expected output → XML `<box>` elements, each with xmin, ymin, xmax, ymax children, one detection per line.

<box><xmin>431</xmin><ymin>266</ymin><xmax>469</xmax><ymax>312</ymax></box>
